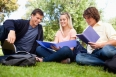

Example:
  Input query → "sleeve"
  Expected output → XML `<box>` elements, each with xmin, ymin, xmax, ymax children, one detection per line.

<box><xmin>39</xmin><ymin>25</ymin><xmax>44</xmax><ymax>41</ymax></box>
<box><xmin>70</xmin><ymin>29</ymin><xmax>77</xmax><ymax>38</ymax></box>
<box><xmin>105</xmin><ymin>23</ymin><xmax>116</xmax><ymax>40</ymax></box>
<box><xmin>3</xmin><ymin>19</ymin><xmax>23</xmax><ymax>31</ymax></box>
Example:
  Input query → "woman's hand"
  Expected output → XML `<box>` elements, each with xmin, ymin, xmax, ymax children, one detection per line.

<box><xmin>51</xmin><ymin>46</ymin><xmax>60</xmax><ymax>51</ymax></box>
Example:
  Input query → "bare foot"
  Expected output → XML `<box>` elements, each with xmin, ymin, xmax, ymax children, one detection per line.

<box><xmin>61</xmin><ymin>58</ymin><xmax>70</xmax><ymax>64</ymax></box>
<box><xmin>36</xmin><ymin>57</ymin><xmax>43</xmax><ymax>62</ymax></box>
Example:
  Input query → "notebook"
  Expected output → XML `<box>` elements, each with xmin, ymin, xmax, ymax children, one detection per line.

<box><xmin>36</xmin><ymin>40</ymin><xmax>77</xmax><ymax>49</ymax></box>
<box><xmin>76</xmin><ymin>26</ymin><xmax>100</xmax><ymax>44</ymax></box>
<box><xmin>2</xmin><ymin>40</ymin><xmax>17</xmax><ymax>52</ymax></box>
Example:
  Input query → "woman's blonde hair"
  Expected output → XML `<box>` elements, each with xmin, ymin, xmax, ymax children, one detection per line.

<box><xmin>59</xmin><ymin>12</ymin><xmax>73</xmax><ymax>34</ymax></box>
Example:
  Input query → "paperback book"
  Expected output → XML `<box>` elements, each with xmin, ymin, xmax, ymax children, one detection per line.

<box><xmin>76</xmin><ymin>26</ymin><xmax>100</xmax><ymax>44</ymax></box>
<box><xmin>36</xmin><ymin>40</ymin><xmax>77</xmax><ymax>49</ymax></box>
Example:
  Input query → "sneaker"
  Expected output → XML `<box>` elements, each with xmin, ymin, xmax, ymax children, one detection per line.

<box><xmin>61</xmin><ymin>58</ymin><xmax>70</xmax><ymax>64</ymax></box>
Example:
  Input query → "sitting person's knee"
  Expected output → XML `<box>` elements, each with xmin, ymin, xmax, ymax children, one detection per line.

<box><xmin>101</xmin><ymin>45</ymin><xmax>116</xmax><ymax>58</ymax></box>
<box><xmin>36</xmin><ymin>46</ymin><xmax>42</xmax><ymax>52</ymax></box>
<box><xmin>103</xmin><ymin>45</ymin><xmax>115</xmax><ymax>49</ymax></box>
<box><xmin>58</xmin><ymin>46</ymin><xmax>72</xmax><ymax>56</ymax></box>
<box><xmin>102</xmin><ymin>45</ymin><xmax>116</xmax><ymax>53</ymax></box>
<box><xmin>61</xmin><ymin>46</ymin><xmax>71</xmax><ymax>52</ymax></box>
<box><xmin>76</xmin><ymin>53</ymin><xmax>83</xmax><ymax>63</ymax></box>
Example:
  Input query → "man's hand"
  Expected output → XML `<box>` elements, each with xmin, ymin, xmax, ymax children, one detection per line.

<box><xmin>7</xmin><ymin>30</ymin><xmax>16</xmax><ymax>44</ymax></box>
<box><xmin>88</xmin><ymin>42</ymin><xmax>102</xmax><ymax>49</ymax></box>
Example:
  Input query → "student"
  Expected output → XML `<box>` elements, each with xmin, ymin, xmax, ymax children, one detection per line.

<box><xmin>36</xmin><ymin>12</ymin><xmax>77</xmax><ymax>63</ymax></box>
<box><xmin>76</xmin><ymin>7</ymin><xmax>116</xmax><ymax>66</ymax></box>
<box><xmin>0</xmin><ymin>8</ymin><xmax>44</xmax><ymax>55</ymax></box>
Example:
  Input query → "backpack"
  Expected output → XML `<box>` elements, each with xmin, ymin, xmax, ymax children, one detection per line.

<box><xmin>0</xmin><ymin>51</ymin><xmax>37</xmax><ymax>66</ymax></box>
<box><xmin>104</xmin><ymin>55</ymin><xmax>116</xmax><ymax>73</ymax></box>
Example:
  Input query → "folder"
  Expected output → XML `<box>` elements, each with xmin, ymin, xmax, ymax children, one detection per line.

<box><xmin>2</xmin><ymin>39</ymin><xmax>17</xmax><ymax>52</ymax></box>
<box><xmin>76</xmin><ymin>26</ymin><xmax>100</xmax><ymax>44</ymax></box>
<box><xmin>36</xmin><ymin>40</ymin><xmax>77</xmax><ymax>49</ymax></box>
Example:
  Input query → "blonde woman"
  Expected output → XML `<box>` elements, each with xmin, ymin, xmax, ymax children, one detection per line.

<box><xmin>36</xmin><ymin>12</ymin><xmax>77</xmax><ymax>63</ymax></box>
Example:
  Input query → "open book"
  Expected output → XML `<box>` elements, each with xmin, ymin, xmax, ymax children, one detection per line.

<box><xmin>2</xmin><ymin>39</ymin><xmax>17</xmax><ymax>52</ymax></box>
<box><xmin>36</xmin><ymin>40</ymin><xmax>77</xmax><ymax>49</ymax></box>
<box><xmin>76</xmin><ymin>26</ymin><xmax>100</xmax><ymax>44</ymax></box>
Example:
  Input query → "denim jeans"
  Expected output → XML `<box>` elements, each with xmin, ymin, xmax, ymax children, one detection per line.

<box><xmin>76</xmin><ymin>45</ymin><xmax>116</xmax><ymax>66</ymax></box>
<box><xmin>0</xmin><ymin>55</ymin><xmax>9</xmax><ymax>62</ymax></box>
<box><xmin>36</xmin><ymin>46</ymin><xmax>74</xmax><ymax>62</ymax></box>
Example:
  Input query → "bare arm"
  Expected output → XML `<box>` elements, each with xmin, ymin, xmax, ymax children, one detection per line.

<box><xmin>7</xmin><ymin>30</ymin><xmax>16</xmax><ymax>44</ymax></box>
<box><xmin>51</xmin><ymin>36</ymin><xmax>59</xmax><ymax>51</ymax></box>
<box><xmin>70</xmin><ymin>37</ymin><xmax>76</xmax><ymax>50</ymax></box>
<box><xmin>54</xmin><ymin>36</ymin><xmax>59</xmax><ymax>43</ymax></box>
<box><xmin>89</xmin><ymin>40</ymin><xmax>116</xmax><ymax>49</ymax></box>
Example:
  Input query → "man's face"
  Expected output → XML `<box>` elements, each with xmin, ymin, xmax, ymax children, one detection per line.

<box><xmin>84</xmin><ymin>17</ymin><xmax>96</xmax><ymax>26</ymax></box>
<box><xmin>31</xmin><ymin>13</ymin><xmax>43</xmax><ymax>27</ymax></box>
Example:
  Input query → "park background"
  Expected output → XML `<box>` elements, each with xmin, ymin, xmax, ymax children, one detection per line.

<box><xmin>0</xmin><ymin>0</ymin><xmax>116</xmax><ymax>77</ymax></box>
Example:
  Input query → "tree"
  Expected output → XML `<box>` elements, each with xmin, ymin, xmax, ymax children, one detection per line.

<box><xmin>24</xmin><ymin>0</ymin><xmax>97</xmax><ymax>41</ymax></box>
<box><xmin>109</xmin><ymin>17</ymin><xmax>116</xmax><ymax>30</ymax></box>
<box><xmin>0</xmin><ymin>0</ymin><xmax>18</xmax><ymax>23</ymax></box>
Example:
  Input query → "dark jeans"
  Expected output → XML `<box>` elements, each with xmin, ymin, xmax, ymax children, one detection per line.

<box><xmin>36</xmin><ymin>46</ymin><xmax>74</xmax><ymax>62</ymax></box>
<box><xmin>76</xmin><ymin>45</ymin><xmax>116</xmax><ymax>66</ymax></box>
<box><xmin>0</xmin><ymin>55</ymin><xmax>9</xmax><ymax>62</ymax></box>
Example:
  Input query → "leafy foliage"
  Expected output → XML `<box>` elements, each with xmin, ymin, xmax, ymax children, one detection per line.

<box><xmin>109</xmin><ymin>17</ymin><xmax>116</xmax><ymax>30</ymax></box>
<box><xmin>0</xmin><ymin>0</ymin><xmax>18</xmax><ymax>23</ymax></box>
<box><xmin>25</xmin><ymin>0</ymin><xmax>97</xmax><ymax>41</ymax></box>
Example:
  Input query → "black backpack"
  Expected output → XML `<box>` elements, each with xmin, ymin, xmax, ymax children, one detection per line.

<box><xmin>104</xmin><ymin>55</ymin><xmax>116</xmax><ymax>73</ymax></box>
<box><xmin>0</xmin><ymin>51</ymin><xmax>37</xmax><ymax>66</ymax></box>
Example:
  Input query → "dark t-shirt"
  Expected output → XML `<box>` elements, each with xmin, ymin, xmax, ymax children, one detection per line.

<box><xmin>15</xmin><ymin>25</ymin><xmax>38</xmax><ymax>52</ymax></box>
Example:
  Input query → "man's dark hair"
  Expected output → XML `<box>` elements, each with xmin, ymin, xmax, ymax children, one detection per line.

<box><xmin>31</xmin><ymin>8</ymin><xmax>44</xmax><ymax>16</ymax></box>
<box><xmin>83</xmin><ymin>7</ymin><xmax>100</xmax><ymax>22</ymax></box>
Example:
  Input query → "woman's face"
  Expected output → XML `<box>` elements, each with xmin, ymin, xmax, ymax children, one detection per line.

<box><xmin>59</xmin><ymin>15</ymin><xmax>68</xmax><ymax>27</ymax></box>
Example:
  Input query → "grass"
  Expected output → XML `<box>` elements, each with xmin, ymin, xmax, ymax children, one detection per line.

<box><xmin>0</xmin><ymin>49</ymin><xmax>116</xmax><ymax>77</ymax></box>
<box><xmin>0</xmin><ymin>48</ymin><xmax>3</xmax><ymax>56</ymax></box>
<box><xmin>0</xmin><ymin>62</ymin><xmax>116</xmax><ymax>77</ymax></box>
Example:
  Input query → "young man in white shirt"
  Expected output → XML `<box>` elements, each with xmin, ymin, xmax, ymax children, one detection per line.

<box><xmin>76</xmin><ymin>7</ymin><xmax>116</xmax><ymax>66</ymax></box>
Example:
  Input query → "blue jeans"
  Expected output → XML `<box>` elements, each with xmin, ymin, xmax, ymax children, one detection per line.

<box><xmin>0</xmin><ymin>55</ymin><xmax>9</xmax><ymax>62</ymax></box>
<box><xmin>36</xmin><ymin>46</ymin><xmax>74</xmax><ymax>62</ymax></box>
<box><xmin>76</xmin><ymin>45</ymin><xmax>116</xmax><ymax>66</ymax></box>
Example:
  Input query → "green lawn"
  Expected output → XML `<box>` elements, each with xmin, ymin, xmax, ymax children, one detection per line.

<box><xmin>0</xmin><ymin>62</ymin><xmax>116</xmax><ymax>77</ymax></box>
<box><xmin>0</xmin><ymin>49</ymin><xmax>116</xmax><ymax>77</ymax></box>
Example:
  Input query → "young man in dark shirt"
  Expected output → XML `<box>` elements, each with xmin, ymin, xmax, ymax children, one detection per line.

<box><xmin>0</xmin><ymin>8</ymin><xmax>44</xmax><ymax>55</ymax></box>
